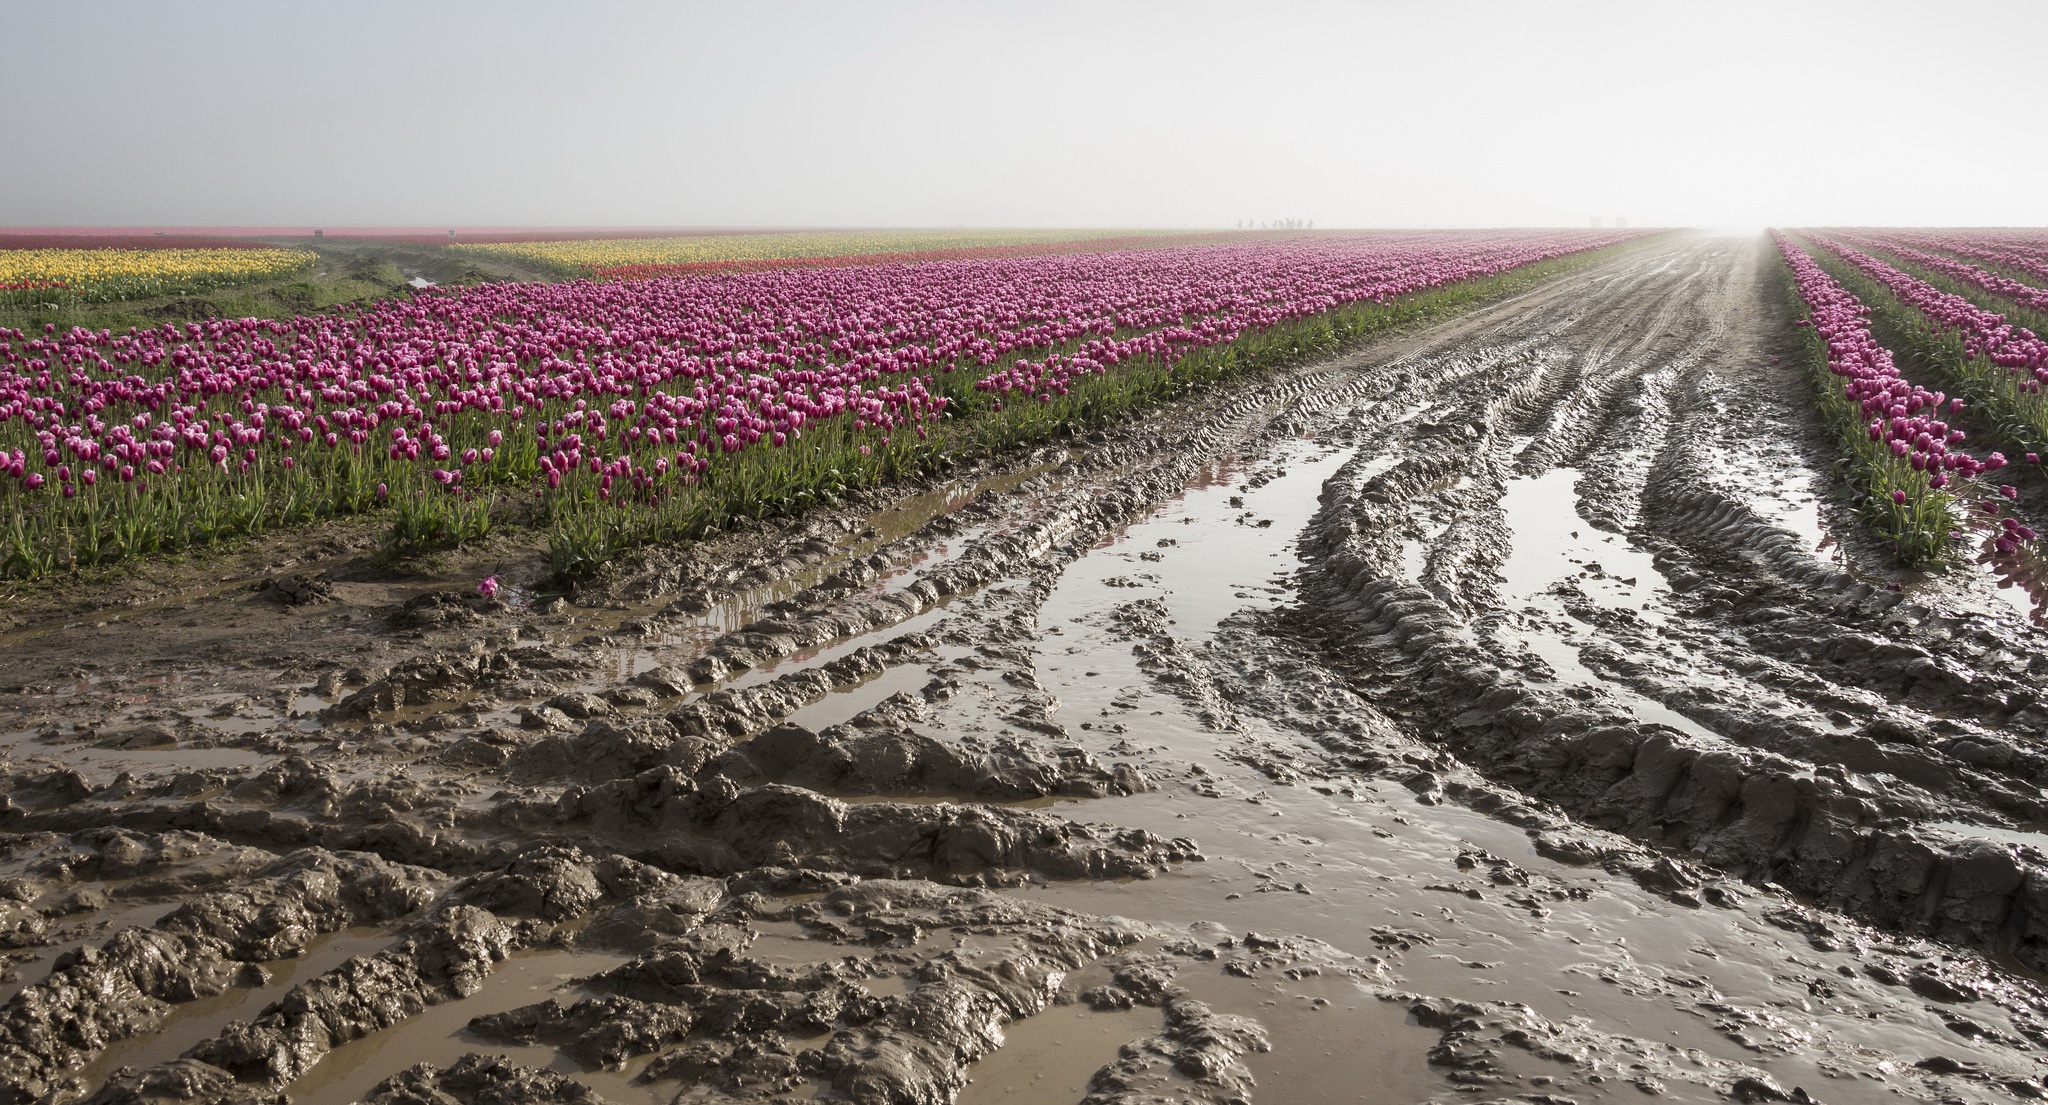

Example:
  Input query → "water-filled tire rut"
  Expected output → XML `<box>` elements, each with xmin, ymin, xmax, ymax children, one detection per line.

<box><xmin>4</xmin><ymin>234</ymin><xmax>2048</xmax><ymax>1104</ymax></box>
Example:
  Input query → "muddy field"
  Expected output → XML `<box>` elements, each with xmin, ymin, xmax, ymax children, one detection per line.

<box><xmin>4</xmin><ymin>233</ymin><xmax>2048</xmax><ymax>1104</ymax></box>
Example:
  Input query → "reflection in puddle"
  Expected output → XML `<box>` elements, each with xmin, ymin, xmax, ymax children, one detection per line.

<box><xmin>1494</xmin><ymin>468</ymin><xmax>1738</xmax><ymax>742</ymax></box>
<box><xmin>1755</xmin><ymin>484</ymin><xmax>1830</xmax><ymax>559</ymax></box>
<box><xmin>724</xmin><ymin>607</ymin><xmax>947</xmax><ymax>695</ymax></box>
<box><xmin>1972</xmin><ymin>534</ymin><xmax>2048</xmax><ymax>627</ymax></box>
<box><xmin>1172</xmin><ymin>962</ymin><xmax>1443</xmax><ymax>1105</ymax></box>
<box><xmin>1083</xmin><ymin>438</ymin><xmax>1352</xmax><ymax>644</ymax></box>
<box><xmin>1498</xmin><ymin>467</ymin><xmax>1665</xmax><ymax>607</ymax></box>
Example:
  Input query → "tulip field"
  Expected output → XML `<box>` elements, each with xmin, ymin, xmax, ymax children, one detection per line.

<box><xmin>0</xmin><ymin>230</ymin><xmax>1641</xmax><ymax>579</ymax></box>
<box><xmin>0</xmin><ymin>245</ymin><xmax>316</xmax><ymax>304</ymax></box>
<box><xmin>24</xmin><ymin>231</ymin><xmax>2048</xmax><ymax>1105</ymax></box>
<box><xmin>12</xmin><ymin>225</ymin><xmax>2046</xmax><ymax>582</ymax></box>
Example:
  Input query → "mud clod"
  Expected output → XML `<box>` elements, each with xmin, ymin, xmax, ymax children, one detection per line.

<box><xmin>361</xmin><ymin>1053</ymin><xmax>615</xmax><ymax>1105</ymax></box>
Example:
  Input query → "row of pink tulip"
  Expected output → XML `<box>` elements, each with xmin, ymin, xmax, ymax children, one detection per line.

<box><xmin>1</xmin><ymin>232</ymin><xmax>1639</xmax><ymax>503</ymax></box>
<box><xmin>1778</xmin><ymin>234</ymin><xmax>1999</xmax><ymax>483</ymax></box>
<box><xmin>1785</xmin><ymin>232</ymin><xmax>2039</xmax><ymax>561</ymax></box>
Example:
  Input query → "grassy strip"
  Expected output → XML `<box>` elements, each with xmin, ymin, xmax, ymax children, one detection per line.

<box><xmin>537</xmin><ymin>237</ymin><xmax>1662</xmax><ymax>579</ymax></box>
<box><xmin>0</xmin><ymin>256</ymin><xmax>414</xmax><ymax>333</ymax></box>
<box><xmin>474</xmin><ymin>252</ymin><xmax>584</xmax><ymax>281</ymax></box>
<box><xmin>1775</xmin><ymin>248</ymin><xmax>1966</xmax><ymax>565</ymax></box>
<box><xmin>1805</xmin><ymin>246</ymin><xmax>2048</xmax><ymax>460</ymax></box>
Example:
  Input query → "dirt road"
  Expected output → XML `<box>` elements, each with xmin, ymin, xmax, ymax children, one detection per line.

<box><xmin>4</xmin><ymin>234</ymin><xmax>2047</xmax><ymax>1104</ymax></box>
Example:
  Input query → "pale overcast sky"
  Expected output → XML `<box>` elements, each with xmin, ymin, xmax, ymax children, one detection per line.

<box><xmin>6</xmin><ymin>0</ymin><xmax>2043</xmax><ymax>229</ymax></box>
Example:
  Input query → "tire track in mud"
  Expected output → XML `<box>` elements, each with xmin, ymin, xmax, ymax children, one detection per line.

<box><xmin>1300</xmin><ymin>237</ymin><xmax>2048</xmax><ymax>982</ymax></box>
<box><xmin>6</xmin><ymin>235</ymin><xmax>2048</xmax><ymax>1103</ymax></box>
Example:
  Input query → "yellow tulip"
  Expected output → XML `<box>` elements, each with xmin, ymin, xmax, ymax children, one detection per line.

<box><xmin>0</xmin><ymin>248</ymin><xmax>315</xmax><ymax>302</ymax></box>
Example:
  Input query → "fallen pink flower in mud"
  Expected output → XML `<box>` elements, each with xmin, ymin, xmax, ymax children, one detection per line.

<box><xmin>476</xmin><ymin>575</ymin><xmax>499</xmax><ymax>598</ymax></box>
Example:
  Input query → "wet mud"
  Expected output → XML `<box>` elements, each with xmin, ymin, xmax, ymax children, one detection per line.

<box><xmin>7</xmin><ymin>234</ymin><xmax>2048</xmax><ymax>1103</ymax></box>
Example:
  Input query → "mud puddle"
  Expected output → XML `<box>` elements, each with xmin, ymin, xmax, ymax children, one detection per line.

<box><xmin>783</xmin><ymin>665</ymin><xmax>931</xmax><ymax>732</ymax></box>
<box><xmin>1742</xmin><ymin>471</ymin><xmax>1832</xmax><ymax>561</ymax></box>
<box><xmin>1022</xmin><ymin>443</ymin><xmax>2044</xmax><ymax>1098</ymax></box>
<box><xmin>720</xmin><ymin>608</ymin><xmax>947</xmax><ymax>696</ymax></box>
<box><xmin>1498</xmin><ymin>467</ymin><xmax>1667</xmax><ymax>609</ymax></box>
<box><xmin>1926</xmin><ymin>820</ymin><xmax>2048</xmax><ymax>855</ymax></box>
<box><xmin>1012</xmin><ymin>235</ymin><xmax>2048</xmax><ymax>1100</ymax></box>
<box><xmin>1169</xmin><ymin>955</ymin><xmax>1446</xmax><ymax>1105</ymax></box>
<box><xmin>1027</xmin><ymin>451</ymin><xmax>1868</xmax><ymax>1087</ymax></box>
<box><xmin>955</xmin><ymin>1004</ymin><xmax>1160</xmax><ymax>1102</ymax></box>
<box><xmin>286</xmin><ymin>948</ymin><xmax>635</xmax><ymax>1105</ymax></box>
<box><xmin>1</xmin><ymin>739</ymin><xmax>275</xmax><ymax>779</ymax></box>
<box><xmin>69</xmin><ymin>926</ymin><xmax>395</xmax><ymax>1096</ymax></box>
<box><xmin>1048</xmin><ymin>437</ymin><xmax>1351</xmax><ymax>649</ymax></box>
<box><xmin>1488</xmin><ymin>466</ymin><xmax>1749</xmax><ymax>742</ymax></box>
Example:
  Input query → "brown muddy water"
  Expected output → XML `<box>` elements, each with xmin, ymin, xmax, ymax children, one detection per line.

<box><xmin>5</xmin><ymin>234</ymin><xmax>2048</xmax><ymax>1104</ymax></box>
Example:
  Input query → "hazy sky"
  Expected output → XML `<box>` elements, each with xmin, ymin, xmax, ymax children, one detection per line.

<box><xmin>8</xmin><ymin>0</ymin><xmax>2044</xmax><ymax>229</ymax></box>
